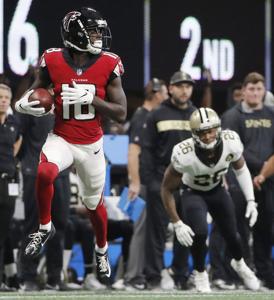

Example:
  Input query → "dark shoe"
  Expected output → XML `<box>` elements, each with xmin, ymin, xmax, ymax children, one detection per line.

<box><xmin>6</xmin><ymin>275</ymin><xmax>20</xmax><ymax>290</ymax></box>
<box><xmin>25</xmin><ymin>224</ymin><xmax>56</xmax><ymax>257</ymax></box>
<box><xmin>146</xmin><ymin>281</ymin><xmax>162</xmax><ymax>291</ymax></box>
<box><xmin>167</xmin><ymin>267</ymin><xmax>188</xmax><ymax>290</ymax></box>
<box><xmin>95</xmin><ymin>251</ymin><xmax>111</xmax><ymax>283</ymax></box>
<box><xmin>174</xmin><ymin>280</ymin><xmax>188</xmax><ymax>290</ymax></box>
<box><xmin>20</xmin><ymin>281</ymin><xmax>40</xmax><ymax>291</ymax></box>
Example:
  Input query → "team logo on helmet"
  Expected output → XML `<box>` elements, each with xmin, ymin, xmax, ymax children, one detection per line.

<box><xmin>61</xmin><ymin>7</ymin><xmax>112</xmax><ymax>54</ymax></box>
<box><xmin>63</xmin><ymin>11</ymin><xmax>81</xmax><ymax>32</ymax></box>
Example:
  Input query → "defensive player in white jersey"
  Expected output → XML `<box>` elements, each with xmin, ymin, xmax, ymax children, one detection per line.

<box><xmin>161</xmin><ymin>108</ymin><xmax>260</xmax><ymax>292</ymax></box>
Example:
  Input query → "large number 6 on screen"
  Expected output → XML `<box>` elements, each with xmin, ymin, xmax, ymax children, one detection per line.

<box><xmin>62</xmin><ymin>84</ymin><xmax>96</xmax><ymax>120</ymax></box>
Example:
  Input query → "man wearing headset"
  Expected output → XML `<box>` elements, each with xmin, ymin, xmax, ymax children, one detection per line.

<box><xmin>142</xmin><ymin>71</ymin><xmax>196</xmax><ymax>289</ymax></box>
<box><xmin>125</xmin><ymin>78</ymin><xmax>168</xmax><ymax>289</ymax></box>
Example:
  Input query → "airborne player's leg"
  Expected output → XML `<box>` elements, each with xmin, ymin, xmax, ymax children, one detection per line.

<box><xmin>88</xmin><ymin>201</ymin><xmax>110</xmax><ymax>283</ymax></box>
<box><xmin>72</xmin><ymin>137</ymin><xmax>110</xmax><ymax>282</ymax></box>
<box><xmin>25</xmin><ymin>134</ymin><xmax>73</xmax><ymax>257</ymax></box>
<box><xmin>36</xmin><ymin>153</ymin><xmax>59</xmax><ymax>227</ymax></box>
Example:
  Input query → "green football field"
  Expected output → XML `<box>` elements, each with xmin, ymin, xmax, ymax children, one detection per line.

<box><xmin>0</xmin><ymin>291</ymin><xmax>274</xmax><ymax>300</ymax></box>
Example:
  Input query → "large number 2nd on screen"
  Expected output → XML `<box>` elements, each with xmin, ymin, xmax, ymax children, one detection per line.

<box><xmin>62</xmin><ymin>84</ymin><xmax>96</xmax><ymax>120</ymax></box>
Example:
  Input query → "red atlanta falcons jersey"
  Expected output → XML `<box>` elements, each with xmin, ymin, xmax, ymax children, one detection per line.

<box><xmin>40</xmin><ymin>48</ymin><xmax>124</xmax><ymax>144</ymax></box>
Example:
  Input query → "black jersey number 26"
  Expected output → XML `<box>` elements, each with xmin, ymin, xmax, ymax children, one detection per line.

<box><xmin>193</xmin><ymin>168</ymin><xmax>227</xmax><ymax>186</ymax></box>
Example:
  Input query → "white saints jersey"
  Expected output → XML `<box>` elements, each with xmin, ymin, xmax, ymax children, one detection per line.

<box><xmin>171</xmin><ymin>130</ymin><xmax>243</xmax><ymax>191</ymax></box>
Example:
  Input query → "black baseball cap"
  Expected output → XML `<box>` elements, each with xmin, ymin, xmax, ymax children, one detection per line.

<box><xmin>170</xmin><ymin>71</ymin><xmax>195</xmax><ymax>85</ymax></box>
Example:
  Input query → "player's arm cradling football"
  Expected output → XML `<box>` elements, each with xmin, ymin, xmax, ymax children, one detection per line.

<box><xmin>15</xmin><ymin>67</ymin><xmax>52</xmax><ymax>117</ymax></box>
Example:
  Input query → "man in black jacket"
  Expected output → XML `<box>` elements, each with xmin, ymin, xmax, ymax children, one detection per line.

<box><xmin>222</xmin><ymin>72</ymin><xmax>274</xmax><ymax>289</ymax></box>
<box><xmin>142</xmin><ymin>71</ymin><xmax>196</xmax><ymax>289</ymax></box>
<box><xmin>0</xmin><ymin>84</ymin><xmax>21</xmax><ymax>290</ymax></box>
<box><xmin>125</xmin><ymin>78</ymin><xmax>168</xmax><ymax>289</ymax></box>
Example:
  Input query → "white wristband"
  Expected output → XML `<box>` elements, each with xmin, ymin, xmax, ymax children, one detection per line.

<box><xmin>233</xmin><ymin>163</ymin><xmax>255</xmax><ymax>202</ymax></box>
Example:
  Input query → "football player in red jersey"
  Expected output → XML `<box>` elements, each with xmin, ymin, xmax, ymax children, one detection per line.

<box><xmin>15</xmin><ymin>7</ymin><xmax>127</xmax><ymax>282</ymax></box>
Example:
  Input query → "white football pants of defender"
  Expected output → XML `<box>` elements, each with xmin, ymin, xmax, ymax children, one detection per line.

<box><xmin>41</xmin><ymin>133</ymin><xmax>106</xmax><ymax>210</ymax></box>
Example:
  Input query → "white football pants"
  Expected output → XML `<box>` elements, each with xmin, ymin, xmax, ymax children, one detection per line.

<box><xmin>41</xmin><ymin>133</ymin><xmax>106</xmax><ymax>210</ymax></box>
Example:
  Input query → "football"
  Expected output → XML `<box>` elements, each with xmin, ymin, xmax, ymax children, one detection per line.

<box><xmin>28</xmin><ymin>88</ymin><xmax>54</xmax><ymax>113</ymax></box>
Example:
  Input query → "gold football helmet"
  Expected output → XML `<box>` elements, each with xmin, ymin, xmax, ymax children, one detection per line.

<box><xmin>189</xmin><ymin>107</ymin><xmax>221</xmax><ymax>149</ymax></box>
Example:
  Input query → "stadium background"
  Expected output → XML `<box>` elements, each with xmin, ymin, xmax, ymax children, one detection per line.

<box><xmin>2</xmin><ymin>0</ymin><xmax>272</xmax><ymax>115</ymax></box>
<box><xmin>1</xmin><ymin>1</ymin><xmax>274</xmax><ymax>298</ymax></box>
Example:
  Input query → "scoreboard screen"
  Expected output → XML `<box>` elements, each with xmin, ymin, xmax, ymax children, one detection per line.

<box><xmin>150</xmin><ymin>0</ymin><xmax>266</xmax><ymax>88</ymax></box>
<box><xmin>1</xmin><ymin>0</ymin><xmax>270</xmax><ymax>93</ymax></box>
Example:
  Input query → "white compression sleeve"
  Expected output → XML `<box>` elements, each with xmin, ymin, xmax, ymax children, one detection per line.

<box><xmin>233</xmin><ymin>163</ymin><xmax>255</xmax><ymax>201</ymax></box>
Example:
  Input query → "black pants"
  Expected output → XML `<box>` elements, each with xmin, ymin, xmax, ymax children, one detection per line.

<box><xmin>0</xmin><ymin>178</ymin><xmax>16</xmax><ymax>283</ymax></box>
<box><xmin>18</xmin><ymin>174</ymin><xmax>70</xmax><ymax>285</ymax></box>
<box><xmin>170</xmin><ymin>191</ymin><xmax>190</xmax><ymax>286</ymax></box>
<box><xmin>145</xmin><ymin>180</ymin><xmax>189</xmax><ymax>285</ymax></box>
<box><xmin>178</xmin><ymin>185</ymin><xmax>243</xmax><ymax>272</ymax></box>
<box><xmin>209</xmin><ymin>187</ymin><xmax>251</xmax><ymax>282</ymax></box>
<box><xmin>107</xmin><ymin>219</ymin><xmax>134</xmax><ymax>267</ymax></box>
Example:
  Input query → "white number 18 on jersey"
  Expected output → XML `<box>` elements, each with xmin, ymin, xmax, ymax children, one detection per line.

<box><xmin>61</xmin><ymin>83</ymin><xmax>96</xmax><ymax>120</ymax></box>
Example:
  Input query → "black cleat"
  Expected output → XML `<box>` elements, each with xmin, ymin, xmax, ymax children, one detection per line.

<box><xmin>6</xmin><ymin>275</ymin><xmax>20</xmax><ymax>290</ymax></box>
<box><xmin>95</xmin><ymin>251</ymin><xmax>111</xmax><ymax>283</ymax></box>
<box><xmin>25</xmin><ymin>224</ymin><xmax>56</xmax><ymax>257</ymax></box>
